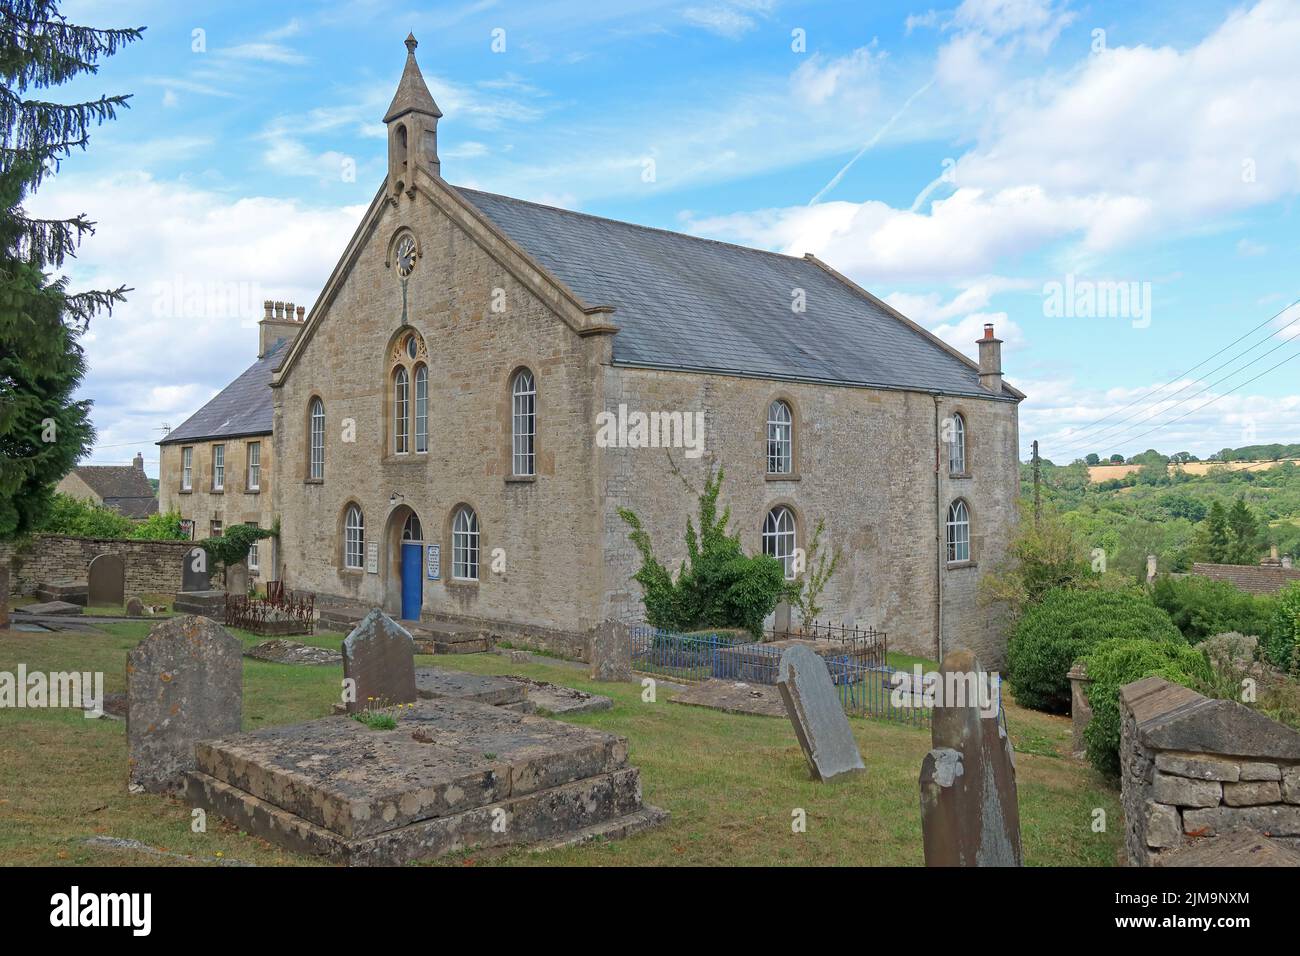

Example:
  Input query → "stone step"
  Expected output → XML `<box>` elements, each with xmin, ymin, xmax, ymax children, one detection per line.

<box><xmin>186</xmin><ymin>765</ymin><xmax>660</xmax><ymax>866</ymax></box>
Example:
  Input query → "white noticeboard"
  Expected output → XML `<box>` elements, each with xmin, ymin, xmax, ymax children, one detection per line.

<box><xmin>366</xmin><ymin>541</ymin><xmax>378</xmax><ymax>574</ymax></box>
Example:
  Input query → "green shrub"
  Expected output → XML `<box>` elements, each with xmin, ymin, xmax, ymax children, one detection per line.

<box><xmin>619</xmin><ymin>467</ymin><xmax>792</xmax><ymax>638</ymax></box>
<box><xmin>1150</xmin><ymin>574</ymin><xmax>1276</xmax><ymax>643</ymax></box>
<box><xmin>1082</xmin><ymin>638</ymin><xmax>1211</xmax><ymax>776</ymax></box>
<box><xmin>1262</xmin><ymin>581</ymin><xmax>1300</xmax><ymax>673</ymax></box>
<box><xmin>1007</xmin><ymin>587</ymin><xmax>1182</xmax><ymax>713</ymax></box>
<box><xmin>36</xmin><ymin>494</ymin><xmax>190</xmax><ymax>541</ymax></box>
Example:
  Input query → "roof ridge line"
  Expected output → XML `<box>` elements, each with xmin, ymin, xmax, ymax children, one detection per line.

<box><xmin>453</xmin><ymin>184</ymin><xmax>811</xmax><ymax>263</ymax></box>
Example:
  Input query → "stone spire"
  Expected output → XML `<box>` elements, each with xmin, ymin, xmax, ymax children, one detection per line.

<box><xmin>385</xmin><ymin>33</ymin><xmax>442</xmax><ymax>188</ymax></box>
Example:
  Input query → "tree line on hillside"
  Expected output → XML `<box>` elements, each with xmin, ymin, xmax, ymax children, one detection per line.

<box><xmin>1072</xmin><ymin>444</ymin><xmax>1300</xmax><ymax>467</ymax></box>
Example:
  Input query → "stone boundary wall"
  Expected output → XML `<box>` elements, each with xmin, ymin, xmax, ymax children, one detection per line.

<box><xmin>1119</xmin><ymin>677</ymin><xmax>1300</xmax><ymax>865</ymax></box>
<box><xmin>0</xmin><ymin>534</ymin><xmax>194</xmax><ymax>599</ymax></box>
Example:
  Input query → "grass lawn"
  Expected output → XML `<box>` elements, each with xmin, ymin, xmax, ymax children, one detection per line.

<box><xmin>0</xmin><ymin>621</ymin><xmax>1122</xmax><ymax>867</ymax></box>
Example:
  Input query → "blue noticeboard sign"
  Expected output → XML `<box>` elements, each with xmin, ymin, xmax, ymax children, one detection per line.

<box><xmin>427</xmin><ymin>544</ymin><xmax>440</xmax><ymax>580</ymax></box>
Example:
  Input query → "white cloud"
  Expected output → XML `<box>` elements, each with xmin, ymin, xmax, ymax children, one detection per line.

<box><xmin>223</xmin><ymin>42</ymin><xmax>309</xmax><ymax>65</ymax></box>
<box><xmin>682</xmin><ymin>4</ymin><xmax>761</xmax><ymax>38</ymax></box>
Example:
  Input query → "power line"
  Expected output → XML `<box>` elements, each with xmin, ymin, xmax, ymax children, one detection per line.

<box><xmin>1058</xmin><ymin>296</ymin><xmax>1300</xmax><ymax>449</ymax></box>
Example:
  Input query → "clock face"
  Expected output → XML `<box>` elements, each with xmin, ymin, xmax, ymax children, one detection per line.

<box><xmin>395</xmin><ymin>235</ymin><xmax>417</xmax><ymax>277</ymax></box>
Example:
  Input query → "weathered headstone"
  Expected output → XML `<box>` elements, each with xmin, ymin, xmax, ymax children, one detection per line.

<box><xmin>773</xmin><ymin>601</ymin><xmax>791</xmax><ymax>637</ymax></box>
<box><xmin>181</xmin><ymin>546</ymin><xmax>211</xmax><ymax>591</ymax></box>
<box><xmin>588</xmin><ymin>620</ymin><xmax>633</xmax><ymax>682</ymax></box>
<box><xmin>341</xmin><ymin>609</ymin><xmax>418</xmax><ymax>713</ymax></box>
<box><xmin>776</xmin><ymin>643</ymin><xmax>865</xmax><ymax>782</ymax></box>
<box><xmin>919</xmin><ymin>648</ymin><xmax>1022</xmax><ymax>866</ymax></box>
<box><xmin>126</xmin><ymin>596</ymin><xmax>144</xmax><ymax>618</ymax></box>
<box><xmin>126</xmin><ymin>615</ymin><xmax>243</xmax><ymax>794</ymax></box>
<box><xmin>88</xmin><ymin>553</ymin><xmax>125</xmax><ymax>607</ymax></box>
<box><xmin>225</xmin><ymin>560</ymin><xmax>248</xmax><ymax>597</ymax></box>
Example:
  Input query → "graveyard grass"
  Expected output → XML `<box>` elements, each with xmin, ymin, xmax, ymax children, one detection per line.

<box><xmin>0</xmin><ymin>622</ymin><xmax>1121</xmax><ymax>867</ymax></box>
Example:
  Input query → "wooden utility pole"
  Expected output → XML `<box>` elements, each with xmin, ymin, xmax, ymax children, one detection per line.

<box><xmin>1032</xmin><ymin>440</ymin><xmax>1041</xmax><ymax>526</ymax></box>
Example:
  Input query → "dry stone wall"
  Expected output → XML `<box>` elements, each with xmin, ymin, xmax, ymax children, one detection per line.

<box><xmin>0</xmin><ymin>535</ymin><xmax>194</xmax><ymax>599</ymax></box>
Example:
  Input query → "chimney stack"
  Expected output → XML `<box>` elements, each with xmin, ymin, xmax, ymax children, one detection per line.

<box><xmin>258</xmin><ymin>297</ymin><xmax>308</xmax><ymax>359</ymax></box>
<box><xmin>977</xmin><ymin>323</ymin><xmax>1003</xmax><ymax>393</ymax></box>
<box><xmin>133</xmin><ymin>452</ymin><xmax>144</xmax><ymax>471</ymax></box>
<box><xmin>1284</xmin><ymin>555</ymin><xmax>1293</xmax><ymax>570</ymax></box>
<box><xmin>1262</xmin><ymin>546</ymin><xmax>1282</xmax><ymax>568</ymax></box>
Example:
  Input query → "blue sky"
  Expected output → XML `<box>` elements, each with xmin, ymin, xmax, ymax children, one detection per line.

<box><xmin>38</xmin><ymin>0</ymin><xmax>1300</xmax><ymax>474</ymax></box>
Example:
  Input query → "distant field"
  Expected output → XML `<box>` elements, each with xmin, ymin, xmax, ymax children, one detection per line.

<box><xmin>1086</xmin><ymin>458</ymin><xmax>1300</xmax><ymax>482</ymax></box>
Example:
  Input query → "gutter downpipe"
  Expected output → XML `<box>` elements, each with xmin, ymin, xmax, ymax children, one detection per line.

<box><xmin>933</xmin><ymin>395</ymin><xmax>943</xmax><ymax>663</ymax></box>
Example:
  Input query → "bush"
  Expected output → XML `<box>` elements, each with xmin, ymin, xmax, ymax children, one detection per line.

<box><xmin>1262</xmin><ymin>581</ymin><xmax>1300</xmax><ymax>673</ymax></box>
<box><xmin>1150</xmin><ymin>574</ymin><xmax>1276</xmax><ymax>643</ymax></box>
<box><xmin>37</xmin><ymin>493</ymin><xmax>189</xmax><ymax>541</ymax></box>
<box><xmin>1007</xmin><ymin>587</ymin><xmax>1183</xmax><ymax>713</ymax></box>
<box><xmin>619</xmin><ymin>467</ymin><xmax>792</xmax><ymax>638</ymax></box>
<box><xmin>1082</xmin><ymin>638</ymin><xmax>1211</xmax><ymax>776</ymax></box>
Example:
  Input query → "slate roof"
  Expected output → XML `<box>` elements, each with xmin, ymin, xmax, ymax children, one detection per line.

<box><xmin>1191</xmin><ymin>561</ymin><xmax>1300</xmax><ymax>595</ymax></box>
<box><xmin>66</xmin><ymin>466</ymin><xmax>157</xmax><ymax>518</ymax></box>
<box><xmin>159</xmin><ymin>339</ymin><xmax>287</xmax><ymax>446</ymax></box>
<box><xmin>456</xmin><ymin>187</ymin><xmax>1017</xmax><ymax>400</ymax></box>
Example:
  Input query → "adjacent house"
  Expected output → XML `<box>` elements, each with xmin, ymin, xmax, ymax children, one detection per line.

<box><xmin>56</xmin><ymin>454</ymin><xmax>158</xmax><ymax>519</ymax></box>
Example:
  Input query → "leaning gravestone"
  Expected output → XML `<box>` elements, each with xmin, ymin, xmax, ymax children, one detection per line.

<box><xmin>88</xmin><ymin>553</ymin><xmax>125</xmax><ymax>607</ymax></box>
<box><xmin>341</xmin><ymin>609</ymin><xmax>418</xmax><ymax>713</ymax></box>
<box><xmin>776</xmin><ymin>643</ymin><xmax>865</xmax><ymax>782</ymax></box>
<box><xmin>589</xmin><ymin>620</ymin><xmax>633</xmax><ymax>682</ymax></box>
<box><xmin>180</xmin><ymin>547</ymin><xmax>211</xmax><ymax>591</ymax></box>
<box><xmin>919</xmin><ymin>648</ymin><xmax>1023</xmax><ymax>866</ymax></box>
<box><xmin>126</xmin><ymin>615</ymin><xmax>243</xmax><ymax>794</ymax></box>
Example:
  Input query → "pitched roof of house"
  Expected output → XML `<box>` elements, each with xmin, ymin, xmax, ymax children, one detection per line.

<box><xmin>1191</xmin><ymin>561</ymin><xmax>1300</xmax><ymax>595</ymax></box>
<box><xmin>159</xmin><ymin>339</ymin><xmax>287</xmax><ymax>446</ymax></box>
<box><xmin>456</xmin><ymin>187</ymin><xmax>1019</xmax><ymax>400</ymax></box>
<box><xmin>66</xmin><ymin>465</ymin><xmax>157</xmax><ymax>518</ymax></box>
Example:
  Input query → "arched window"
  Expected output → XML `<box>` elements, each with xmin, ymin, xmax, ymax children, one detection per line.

<box><xmin>344</xmin><ymin>504</ymin><xmax>365</xmax><ymax>569</ymax></box>
<box><xmin>309</xmin><ymin>398</ymin><xmax>325</xmax><ymax>479</ymax></box>
<box><xmin>402</xmin><ymin>513</ymin><xmax>422</xmax><ymax>541</ymax></box>
<box><xmin>763</xmin><ymin>506</ymin><xmax>797</xmax><ymax>579</ymax></box>
<box><xmin>949</xmin><ymin>413</ymin><xmax>967</xmax><ymax>476</ymax></box>
<box><xmin>946</xmin><ymin>500</ymin><xmax>970</xmax><ymax>564</ymax></box>
<box><xmin>452</xmin><ymin>506</ymin><xmax>479</xmax><ymax>580</ymax></box>
<box><xmin>393</xmin><ymin>367</ymin><xmax>409</xmax><ymax>454</ymax></box>
<box><xmin>512</xmin><ymin>369</ymin><xmax>536</xmax><ymax>477</ymax></box>
<box><xmin>767</xmin><ymin>400</ymin><xmax>793</xmax><ymax>475</ymax></box>
<box><xmin>414</xmin><ymin>365</ymin><xmax>428</xmax><ymax>454</ymax></box>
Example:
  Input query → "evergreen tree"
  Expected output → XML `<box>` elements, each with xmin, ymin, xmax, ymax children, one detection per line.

<box><xmin>1225</xmin><ymin>495</ymin><xmax>1261</xmax><ymax>565</ymax></box>
<box><xmin>1195</xmin><ymin>500</ymin><xmax>1231</xmax><ymax>563</ymax></box>
<box><xmin>0</xmin><ymin>3</ymin><xmax>143</xmax><ymax>538</ymax></box>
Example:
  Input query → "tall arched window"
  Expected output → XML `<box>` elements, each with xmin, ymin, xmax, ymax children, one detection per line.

<box><xmin>949</xmin><ymin>413</ymin><xmax>967</xmax><ymax>476</ymax></box>
<box><xmin>946</xmin><ymin>500</ymin><xmax>970</xmax><ymax>564</ymax></box>
<box><xmin>512</xmin><ymin>369</ymin><xmax>536</xmax><ymax>477</ymax></box>
<box><xmin>452</xmin><ymin>506</ymin><xmax>479</xmax><ymax>580</ymax></box>
<box><xmin>763</xmin><ymin>506</ymin><xmax>797</xmax><ymax>579</ymax></box>
<box><xmin>309</xmin><ymin>398</ymin><xmax>325</xmax><ymax>479</ymax></box>
<box><xmin>344</xmin><ymin>504</ymin><xmax>365</xmax><ymax>569</ymax></box>
<box><xmin>767</xmin><ymin>400</ymin><xmax>793</xmax><ymax>475</ymax></box>
<box><xmin>393</xmin><ymin>367</ymin><xmax>409</xmax><ymax>454</ymax></box>
<box><xmin>414</xmin><ymin>365</ymin><xmax>428</xmax><ymax>454</ymax></box>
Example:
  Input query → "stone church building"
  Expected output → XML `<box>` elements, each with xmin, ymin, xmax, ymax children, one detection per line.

<box><xmin>195</xmin><ymin>36</ymin><xmax>1024</xmax><ymax>663</ymax></box>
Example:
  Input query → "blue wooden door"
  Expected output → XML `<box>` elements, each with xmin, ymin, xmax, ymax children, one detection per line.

<box><xmin>401</xmin><ymin>543</ymin><xmax>422</xmax><ymax>620</ymax></box>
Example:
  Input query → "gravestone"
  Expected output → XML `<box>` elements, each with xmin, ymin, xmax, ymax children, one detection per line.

<box><xmin>0</xmin><ymin>564</ymin><xmax>8</xmax><ymax>630</ymax></box>
<box><xmin>919</xmin><ymin>648</ymin><xmax>1022</xmax><ymax>866</ymax></box>
<box><xmin>588</xmin><ymin>620</ymin><xmax>633</xmax><ymax>682</ymax></box>
<box><xmin>126</xmin><ymin>615</ymin><xmax>243</xmax><ymax>794</ymax></box>
<box><xmin>88</xmin><ymin>553</ymin><xmax>125</xmax><ymax>607</ymax></box>
<box><xmin>181</xmin><ymin>547</ymin><xmax>211</xmax><ymax>591</ymax></box>
<box><xmin>776</xmin><ymin>643</ymin><xmax>865</xmax><ymax>782</ymax></box>
<box><xmin>225</xmin><ymin>561</ymin><xmax>248</xmax><ymax>597</ymax></box>
<box><xmin>773</xmin><ymin>601</ymin><xmax>791</xmax><ymax>637</ymax></box>
<box><xmin>126</xmin><ymin>596</ymin><xmax>144</xmax><ymax>617</ymax></box>
<box><xmin>341</xmin><ymin>609</ymin><xmax>418</xmax><ymax>713</ymax></box>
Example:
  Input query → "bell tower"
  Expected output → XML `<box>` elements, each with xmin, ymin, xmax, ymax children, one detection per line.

<box><xmin>384</xmin><ymin>33</ymin><xmax>443</xmax><ymax>194</ymax></box>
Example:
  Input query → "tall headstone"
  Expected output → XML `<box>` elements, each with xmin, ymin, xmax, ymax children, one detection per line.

<box><xmin>588</xmin><ymin>620</ymin><xmax>633</xmax><ymax>682</ymax></box>
<box><xmin>88</xmin><ymin>553</ymin><xmax>125</xmax><ymax>606</ymax></box>
<box><xmin>342</xmin><ymin>609</ymin><xmax>418</xmax><ymax>713</ymax></box>
<box><xmin>225</xmin><ymin>560</ymin><xmax>249</xmax><ymax>597</ymax></box>
<box><xmin>919</xmin><ymin>648</ymin><xmax>1023</xmax><ymax>866</ymax></box>
<box><xmin>776</xmin><ymin>643</ymin><xmax>865</xmax><ymax>782</ymax></box>
<box><xmin>126</xmin><ymin>615</ymin><xmax>243</xmax><ymax>794</ymax></box>
<box><xmin>181</xmin><ymin>546</ymin><xmax>211</xmax><ymax>591</ymax></box>
<box><xmin>773</xmin><ymin>601</ymin><xmax>792</xmax><ymax>637</ymax></box>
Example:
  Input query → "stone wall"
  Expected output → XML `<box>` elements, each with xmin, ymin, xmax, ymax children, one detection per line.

<box><xmin>1119</xmin><ymin>676</ymin><xmax>1300</xmax><ymax>865</ymax></box>
<box><xmin>0</xmin><ymin>534</ymin><xmax>194</xmax><ymax>599</ymax></box>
